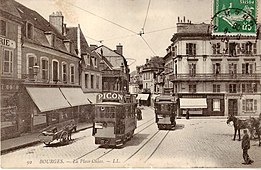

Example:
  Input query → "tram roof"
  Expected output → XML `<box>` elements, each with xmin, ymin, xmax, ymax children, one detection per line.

<box><xmin>95</xmin><ymin>102</ymin><xmax>122</xmax><ymax>105</ymax></box>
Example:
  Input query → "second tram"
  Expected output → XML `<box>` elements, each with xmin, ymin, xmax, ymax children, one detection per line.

<box><xmin>154</xmin><ymin>95</ymin><xmax>177</xmax><ymax>130</ymax></box>
<box><xmin>93</xmin><ymin>92</ymin><xmax>137</xmax><ymax>147</ymax></box>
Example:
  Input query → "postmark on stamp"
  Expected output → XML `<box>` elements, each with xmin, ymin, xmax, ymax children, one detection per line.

<box><xmin>212</xmin><ymin>0</ymin><xmax>257</xmax><ymax>36</ymax></box>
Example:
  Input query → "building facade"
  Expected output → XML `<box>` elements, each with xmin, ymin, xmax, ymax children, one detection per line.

<box><xmin>0</xmin><ymin>0</ymin><xmax>23</xmax><ymax>139</ymax></box>
<box><xmin>168</xmin><ymin>21</ymin><xmax>261</xmax><ymax>116</ymax></box>
<box><xmin>1</xmin><ymin>0</ymin><xmax>90</xmax><ymax>140</ymax></box>
<box><xmin>95</xmin><ymin>44</ymin><xmax>130</xmax><ymax>94</ymax></box>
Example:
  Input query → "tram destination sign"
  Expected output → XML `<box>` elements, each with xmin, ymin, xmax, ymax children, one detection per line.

<box><xmin>212</xmin><ymin>0</ymin><xmax>257</xmax><ymax>36</ymax></box>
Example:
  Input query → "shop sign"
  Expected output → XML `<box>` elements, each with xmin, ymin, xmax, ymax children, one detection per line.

<box><xmin>97</xmin><ymin>92</ymin><xmax>123</xmax><ymax>101</ymax></box>
<box><xmin>0</xmin><ymin>36</ymin><xmax>16</xmax><ymax>49</ymax></box>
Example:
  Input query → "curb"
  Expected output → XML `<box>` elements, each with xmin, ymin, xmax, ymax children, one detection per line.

<box><xmin>1</xmin><ymin>125</ymin><xmax>93</xmax><ymax>155</ymax></box>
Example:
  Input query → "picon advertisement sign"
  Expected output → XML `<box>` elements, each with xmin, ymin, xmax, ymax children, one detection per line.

<box><xmin>212</xmin><ymin>0</ymin><xmax>257</xmax><ymax>36</ymax></box>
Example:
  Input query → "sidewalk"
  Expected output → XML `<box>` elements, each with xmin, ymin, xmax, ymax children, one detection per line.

<box><xmin>1</xmin><ymin>122</ymin><xmax>92</xmax><ymax>154</ymax></box>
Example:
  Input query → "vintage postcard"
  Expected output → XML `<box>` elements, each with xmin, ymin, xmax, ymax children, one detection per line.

<box><xmin>1</xmin><ymin>0</ymin><xmax>261</xmax><ymax>168</ymax></box>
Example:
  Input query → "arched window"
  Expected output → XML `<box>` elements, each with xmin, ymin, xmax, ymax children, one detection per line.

<box><xmin>62</xmin><ymin>62</ymin><xmax>67</xmax><ymax>83</ymax></box>
<box><xmin>27</xmin><ymin>53</ymin><xmax>37</xmax><ymax>80</ymax></box>
<box><xmin>40</xmin><ymin>57</ymin><xmax>49</xmax><ymax>81</ymax></box>
<box><xmin>70</xmin><ymin>64</ymin><xmax>75</xmax><ymax>84</ymax></box>
<box><xmin>52</xmin><ymin>60</ymin><xmax>59</xmax><ymax>82</ymax></box>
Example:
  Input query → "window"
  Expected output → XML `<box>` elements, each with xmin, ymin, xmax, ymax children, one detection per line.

<box><xmin>28</xmin><ymin>55</ymin><xmax>36</xmax><ymax>79</ymax></box>
<box><xmin>189</xmin><ymin>63</ymin><xmax>196</xmax><ymax>77</ymax></box>
<box><xmin>70</xmin><ymin>64</ymin><xmax>75</xmax><ymax>84</ymax></box>
<box><xmin>229</xmin><ymin>63</ymin><xmax>237</xmax><ymax>75</ymax></box>
<box><xmin>213</xmin><ymin>63</ymin><xmax>221</xmax><ymax>74</ymax></box>
<box><xmin>85</xmin><ymin>74</ymin><xmax>89</xmax><ymax>88</ymax></box>
<box><xmin>213</xmin><ymin>84</ymin><xmax>220</xmax><ymax>92</ymax></box>
<box><xmin>26</xmin><ymin>22</ymin><xmax>34</xmax><ymax>39</ymax></box>
<box><xmin>243</xmin><ymin>99</ymin><xmax>257</xmax><ymax>112</ymax></box>
<box><xmin>229</xmin><ymin>84</ymin><xmax>237</xmax><ymax>93</ymax></box>
<box><xmin>2</xmin><ymin>49</ymin><xmax>13</xmax><ymax>74</ymax></box>
<box><xmin>41</xmin><ymin>58</ymin><xmax>49</xmax><ymax>80</ymax></box>
<box><xmin>212</xmin><ymin>43</ymin><xmax>220</xmax><ymax>54</ymax></box>
<box><xmin>229</xmin><ymin>43</ymin><xmax>237</xmax><ymax>56</ymax></box>
<box><xmin>189</xmin><ymin>84</ymin><xmax>196</xmax><ymax>93</ymax></box>
<box><xmin>62</xmin><ymin>63</ymin><xmax>67</xmax><ymax>83</ymax></box>
<box><xmin>96</xmin><ymin>75</ymin><xmax>100</xmax><ymax>89</ymax></box>
<box><xmin>186</xmin><ymin>43</ymin><xmax>196</xmax><ymax>55</ymax></box>
<box><xmin>91</xmin><ymin>75</ymin><xmax>94</xmax><ymax>89</ymax></box>
<box><xmin>52</xmin><ymin>60</ymin><xmax>59</xmax><ymax>82</ymax></box>
<box><xmin>0</xmin><ymin>20</ymin><xmax>7</xmax><ymax>36</ymax></box>
<box><xmin>213</xmin><ymin>99</ymin><xmax>220</xmax><ymax>111</ymax></box>
<box><xmin>87</xmin><ymin>54</ymin><xmax>90</xmax><ymax>65</ymax></box>
<box><xmin>242</xmin><ymin>63</ymin><xmax>253</xmax><ymax>74</ymax></box>
<box><xmin>94</xmin><ymin>58</ymin><xmax>97</xmax><ymax>67</ymax></box>
<box><xmin>242</xmin><ymin>83</ymin><xmax>257</xmax><ymax>93</ymax></box>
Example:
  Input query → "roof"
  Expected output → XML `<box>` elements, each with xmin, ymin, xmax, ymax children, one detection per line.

<box><xmin>0</xmin><ymin>0</ymin><xmax>21</xmax><ymax>19</ymax></box>
<box><xmin>11</xmin><ymin>0</ymin><xmax>78</xmax><ymax>57</ymax></box>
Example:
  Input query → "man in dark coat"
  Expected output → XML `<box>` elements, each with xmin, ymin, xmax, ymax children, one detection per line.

<box><xmin>242</xmin><ymin>129</ymin><xmax>254</xmax><ymax>164</ymax></box>
<box><xmin>186</xmin><ymin>109</ymin><xmax>190</xmax><ymax>119</ymax></box>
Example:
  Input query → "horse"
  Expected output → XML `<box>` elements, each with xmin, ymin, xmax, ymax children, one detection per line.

<box><xmin>226</xmin><ymin>115</ymin><xmax>254</xmax><ymax>141</ymax></box>
<box><xmin>249</xmin><ymin>117</ymin><xmax>261</xmax><ymax>146</ymax></box>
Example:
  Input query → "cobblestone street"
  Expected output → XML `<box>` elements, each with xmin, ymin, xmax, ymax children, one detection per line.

<box><xmin>1</xmin><ymin>107</ymin><xmax>261</xmax><ymax>168</ymax></box>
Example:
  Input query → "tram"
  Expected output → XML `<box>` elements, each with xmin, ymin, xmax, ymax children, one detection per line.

<box><xmin>154</xmin><ymin>95</ymin><xmax>177</xmax><ymax>130</ymax></box>
<box><xmin>92</xmin><ymin>92</ymin><xmax>137</xmax><ymax>147</ymax></box>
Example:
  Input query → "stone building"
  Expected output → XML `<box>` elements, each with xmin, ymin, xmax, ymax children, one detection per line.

<box><xmin>167</xmin><ymin>19</ymin><xmax>261</xmax><ymax>116</ymax></box>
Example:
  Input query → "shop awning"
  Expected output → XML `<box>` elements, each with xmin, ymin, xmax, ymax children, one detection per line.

<box><xmin>180</xmin><ymin>98</ymin><xmax>207</xmax><ymax>109</ymax></box>
<box><xmin>136</xmin><ymin>94</ymin><xmax>149</xmax><ymax>100</ymax></box>
<box><xmin>60</xmin><ymin>88</ymin><xmax>90</xmax><ymax>106</ymax></box>
<box><xmin>26</xmin><ymin>87</ymin><xmax>71</xmax><ymax>112</ymax></box>
<box><xmin>84</xmin><ymin>93</ymin><xmax>99</xmax><ymax>104</ymax></box>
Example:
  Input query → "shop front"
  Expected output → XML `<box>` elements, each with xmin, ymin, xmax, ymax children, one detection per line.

<box><xmin>18</xmin><ymin>86</ymin><xmax>90</xmax><ymax>133</ymax></box>
<box><xmin>136</xmin><ymin>93</ymin><xmax>150</xmax><ymax>106</ymax></box>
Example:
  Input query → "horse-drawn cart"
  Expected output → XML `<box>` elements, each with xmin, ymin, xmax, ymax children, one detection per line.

<box><xmin>39</xmin><ymin>120</ymin><xmax>77</xmax><ymax>146</ymax></box>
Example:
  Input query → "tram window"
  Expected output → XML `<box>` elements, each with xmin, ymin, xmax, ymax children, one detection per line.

<box><xmin>100</xmin><ymin>112</ymin><xmax>104</xmax><ymax>118</ymax></box>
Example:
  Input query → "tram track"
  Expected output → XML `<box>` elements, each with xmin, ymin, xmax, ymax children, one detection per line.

<box><xmin>73</xmin><ymin>117</ymin><xmax>155</xmax><ymax>161</ymax></box>
<box><xmin>144</xmin><ymin>130</ymin><xmax>170</xmax><ymax>162</ymax></box>
<box><xmin>124</xmin><ymin>130</ymin><xmax>170</xmax><ymax>163</ymax></box>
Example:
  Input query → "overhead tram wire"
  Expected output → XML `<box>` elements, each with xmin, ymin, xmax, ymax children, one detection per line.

<box><xmin>63</xmin><ymin>1</ymin><xmax>138</xmax><ymax>35</ymax></box>
<box><xmin>141</xmin><ymin>36</ymin><xmax>156</xmax><ymax>56</ymax></box>
<box><xmin>142</xmin><ymin>0</ymin><xmax>151</xmax><ymax>31</ymax></box>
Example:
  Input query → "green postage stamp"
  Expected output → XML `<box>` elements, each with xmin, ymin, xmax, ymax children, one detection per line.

<box><xmin>213</xmin><ymin>0</ymin><xmax>257</xmax><ymax>35</ymax></box>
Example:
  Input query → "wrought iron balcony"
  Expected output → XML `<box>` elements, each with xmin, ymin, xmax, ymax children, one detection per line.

<box><xmin>169</xmin><ymin>73</ymin><xmax>261</xmax><ymax>82</ymax></box>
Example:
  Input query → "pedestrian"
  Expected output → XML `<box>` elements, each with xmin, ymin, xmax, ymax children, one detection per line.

<box><xmin>186</xmin><ymin>109</ymin><xmax>190</xmax><ymax>119</ymax></box>
<box><xmin>242</xmin><ymin>129</ymin><xmax>254</xmax><ymax>165</ymax></box>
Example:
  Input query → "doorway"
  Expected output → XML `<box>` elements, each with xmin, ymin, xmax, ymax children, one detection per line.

<box><xmin>228</xmin><ymin>99</ymin><xmax>238</xmax><ymax>116</ymax></box>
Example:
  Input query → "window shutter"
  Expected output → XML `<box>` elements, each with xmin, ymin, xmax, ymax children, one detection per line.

<box><xmin>249</xmin><ymin>64</ymin><xmax>253</xmax><ymax>74</ymax></box>
<box><xmin>254</xmin><ymin>100</ymin><xmax>257</xmax><ymax>111</ymax></box>
<box><xmin>253</xmin><ymin>43</ymin><xmax>257</xmax><ymax>54</ymax></box>
<box><xmin>193</xmin><ymin>44</ymin><xmax>196</xmax><ymax>55</ymax></box>
<box><xmin>236</xmin><ymin>43</ymin><xmax>241</xmax><ymax>54</ymax></box>
<box><xmin>186</xmin><ymin>43</ymin><xmax>189</xmax><ymax>55</ymax></box>
<box><xmin>242</xmin><ymin>100</ymin><xmax>246</xmax><ymax>111</ymax></box>
<box><xmin>237</xmin><ymin>84</ymin><xmax>240</xmax><ymax>93</ymax></box>
<box><xmin>242</xmin><ymin>64</ymin><xmax>246</xmax><ymax>74</ymax></box>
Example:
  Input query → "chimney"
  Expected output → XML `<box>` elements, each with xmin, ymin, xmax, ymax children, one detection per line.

<box><xmin>146</xmin><ymin>58</ymin><xmax>149</xmax><ymax>63</ymax></box>
<box><xmin>63</xmin><ymin>23</ymin><xmax>67</xmax><ymax>36</ymax></box>
<box><xmin>49</xmin><ymin>11</ymin><xmax>64</xmax><ymax>34</ymax></box>
<box><xmin>178</xmin><ymin>16</ymin><xmax>180</xmax><ymax>23</ymax></box>
<box><xmin>183</xmin><ymin>16</ymin><xmax>186</xmax><ymax>23</ymax></box>
<box><xmin>116</xmin><ymin>43</ymin><xmax>123</xmax><ymax>55</ymax></box>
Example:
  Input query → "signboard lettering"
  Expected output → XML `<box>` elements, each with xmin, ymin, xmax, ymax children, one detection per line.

<box><xmin>0</xmin><ymin>36</ymin><xmax>16</xmax><ymax>49</ymax></box>
<box><xmin>97</xmin><ymin>92</ymin><xmax>123</xmax><ymax>101</ymax></box>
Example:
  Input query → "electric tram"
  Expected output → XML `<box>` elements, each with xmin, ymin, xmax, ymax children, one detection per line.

<box><xmin>92</xmin><ymin>92</ymin><xmax>137</xmax><ymax>147</ymax></box>
<box><xmin>154</xmin><ymin>95</ymin><xmax>177</xmax><ymax>130</ymax></box>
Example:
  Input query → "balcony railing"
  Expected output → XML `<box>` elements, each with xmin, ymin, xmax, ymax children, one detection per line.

<box><xmin>169</xmin><ymin>73</ymin><xmax>261</xmax><ymax>82</ymax></box>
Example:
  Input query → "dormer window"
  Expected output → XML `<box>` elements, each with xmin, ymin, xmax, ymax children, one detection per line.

<box><xmin>26</xmin><ymin>22</ymin><xmax>34</xmax><ymax>39</ymax></box>
<box><xmin>63</xmin><ymin>40</ymin><xmax>71</xmax><ymax>53</ymax></box>
<box><xmin>45</xmin><ymin>31</ymin><xmax>56</xmax><ymax>47</ymax></box>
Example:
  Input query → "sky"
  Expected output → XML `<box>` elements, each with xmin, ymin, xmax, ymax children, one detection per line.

<box><xmin>16</xmin><ymin>0</ymin><xmax>261</xmax><ymax>72</ymax></box>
